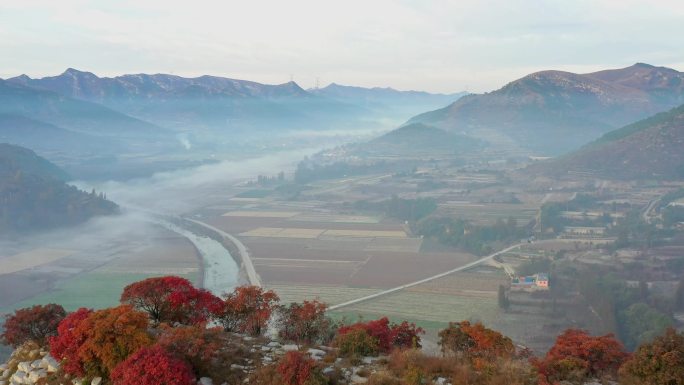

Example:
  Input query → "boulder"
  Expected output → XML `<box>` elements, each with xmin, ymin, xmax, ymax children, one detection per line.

<box><xmin>91</xmin><ymin>377</ymin><xmax>102</xmax><ymax>385</ymax></box>
<box><xmin>198</xmin><ymin>378</ymin><xmax>213</xmax><ymax>385</ymax></box>
<box><xmin>282</xmin><ymin>344</ymin><xmax>299</xmax><ymax>352</ymax></box>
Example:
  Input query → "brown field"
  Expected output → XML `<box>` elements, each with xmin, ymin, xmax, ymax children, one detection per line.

<box><xmin>0</xmin><ymin>248</ymin><xmax>75</xmax><ymax>275</ymax></box>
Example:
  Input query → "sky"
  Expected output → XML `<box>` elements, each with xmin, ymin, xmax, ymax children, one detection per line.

<box><xmin>1</xmin><ymin>0</ymin><xmax>683</xmax><ymax>93</ymax></box>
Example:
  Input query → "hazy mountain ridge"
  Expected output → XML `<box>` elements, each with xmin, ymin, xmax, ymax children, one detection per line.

<box><xmin>0</xmin><ymin>79</ymin><xmax>166</xmax><ymax>139</ymax></box>
<box><xmin>310</xmin><ymin>83</ymin><xmax>467</xmax><ymax>120</ymax></box>
<box><xmin>7</xmin><ymin>69</ymin><xmax>365</xmax><ymax>133</ymax></box>
<box><xmin>408</xmin><ymin>63</ymin><xmax>684</xmax><ymax>154</ymax></box>
<box><xmin>530</xmin><ymin>103</ymin><xmax>684</xmax><ymax>179</ymax></box>
<box><xmin>0</xmin><ymin>143</ymin><xmax>118</xmax><ymax>233</ymax></box>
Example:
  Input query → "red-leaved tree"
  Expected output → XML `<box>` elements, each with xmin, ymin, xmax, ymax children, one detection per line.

<box><xmin>120</xmin><ymin>276</ymin><xmax>221</xmax><ymax>325</ymax></box>
<box><xmin>110</xmin><ymin>345</ymin><xmax>196</xmax><ymax>385</ymax></box>
<box><xmin>536</xmin><ymin>329</ymin><xmax>629</xmax><ymax>384</ymax></box>
<box><xmin>49</xmin><ymin>308</ymin><xmax>94</xmax><ymax>377</ymax></box>
<box><xmin>217</xmin><ymin>286</ymin><xmax>279</xmax><ymax>336</ymax></box>
<box><xmin>438</xmin><ymin>321</ymin><xmax>515</xmax><ymax>361</ymax></box>
<box><xmin>338</xmin><ymin>317</ymin><xmax>424</xmax><ymax>353</ymax></box>
<box><xmin>277</xmin><ymin>300</ymin><xmax>335</xmax><ymax>345</ymax></box>
<box><xmin>49</xmin><ymin>305</ymin><xmax>153</xmax><ymax>379</ymax></box>
<box><xmin>1</xmin><ymin>304</ymin><xmax>66</xmax><ymax>347</ymax></box>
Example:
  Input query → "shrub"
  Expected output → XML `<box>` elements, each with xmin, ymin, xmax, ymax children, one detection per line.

<box><xmin>277</xmin><ymin>300</ymin><xmax>335</xmax><ymax>344</ymax></box>
<box><xmin>1</xmin><ymin>304</ymin><xmax>66</xmax><ymax>347</ymax></box>
<box><xmin>438</xmin><ymin>321</ymin><xmax>515</xmax><ymax>361</ymax></box>
<box><xmin>536</xmin><ymin>329</ymin><xmax>628</xmax><ymax>384</ymax></box>
<box><xmin>49</xmin><ymin>305</ymin><xmax>153</xmax><ymax>379</ymax></box>
<box><xmin>619</xmin><ymin>328</ymin><xmax>684</xmax><ymax>385</ymax></box>
<box><xmin>334</xmin><ymin>328</ymin><xmax>379</xmax><ymax>358</ymax></box>
<box><xmin>120</xmin><ymin>276</ymin><xmax>222</xmax><ymax>325</ymax></box>
<box><xmin>156</xmin><ymin>325</ymin><xmax>222</xmax><ymax>377</ymax></box>
<box><xmin>217</xmin><ymin>285</ymin><xmax>279</xmax><ymax>336</ymax></box>
<box><xmin>110</xmin><ymin>345</ymin><xmax>195</xmax><ymax>385</ymax></box>
<box><xmin>277</xmin><ymin>351</ymin><xmax>324</xmax><ymax>385</ymax></box>
<box><xmin>48</xmin><ymin>308</ymin><xmax>94</xmax><ymax>377</ymax></box>
<box><xmin>337</xmin><ymin>317</ymin><xmax>424</xmax><ymax>354</ymax></box>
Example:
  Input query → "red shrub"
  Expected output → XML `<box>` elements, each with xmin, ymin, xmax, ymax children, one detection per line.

<box><xmin>156</xmin><ymin>325</ymin><xmax>223</xmax><ymax>377</ymax></box>
<box><xmin>338</xmin><ymin>317</ymin><xmax>424</xmax><ymax>353</ymax></box>
<box><xmin>111</xmin><ymin>345</ymin><xmax>196</xmax><ymax>385</ymax></box>
<box><xmin>49</xmin><ymin>306</ymin><xmax>152</xmax><ymax>378</ymax></box>
<box><xmin>537</xmin><ymin>329</ymin><xmax>629</xmax><ymax>383</ymax></box>
<box><xmin>438</xmin><ymin>321</ymin><xmax>515</xmax><ymax>360</ymax></box>
<box><xmin>278</xmin><ymin>300</ymin><xmax>334</xmax><ymax>344</ymax></box>
<box><xmin>277</xmin><ymin>351</ymin><xmax>316</xmax><ymax>385</ymax></box>
<box><xmin>1</xmin><ymin>304</ymin><xmax>66</xmax><ymax>347</ymax></box>
<box><xmin>120</xmin><ymin>276</ymin><xmax>221</xmax><ymax>325</ymax></box>
<box><xmin>48</xmin><ymin>308</ymin><xmax>93</xmax><ymax>377</ymax></box>
<box><xmin>217</xmin><ymin>286</ymin><xmax>279</xmax><ymax>336</ymax></box>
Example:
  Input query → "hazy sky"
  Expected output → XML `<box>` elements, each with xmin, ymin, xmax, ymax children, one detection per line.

<box><xmin>1</xmin><ymin>0</ymin><xmax>683</xmax><ymax>93</ymax></box>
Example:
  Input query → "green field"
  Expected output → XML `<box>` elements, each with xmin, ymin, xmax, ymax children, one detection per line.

<box><xmin>3</xmin><ymin>271</ymin><xmax>198</xmax><ymax>313</ymax></box>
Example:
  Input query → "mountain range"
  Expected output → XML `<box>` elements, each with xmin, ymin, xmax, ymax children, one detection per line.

<box><xmin>310</xmin><ymin>83</ymin><xmax>467</xmax><ymax>122</ymax></box>
<box><xmin>529</xmin><ymin>103</ymin><xmax>684</xmax><ymax>180</ymax></box>
<box><xmin>408</xmin><ymin>63</ymin><xmax>684</xmax><ymax>154</ymax></box>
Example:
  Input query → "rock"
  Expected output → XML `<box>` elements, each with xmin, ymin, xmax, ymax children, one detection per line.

<box><xmin>322</xmin><ymin>367</ymin><xmax>335</xmax><ymax>375</ymax></box>
<box><xmin>266</xmin><ymin>341</ymin><xmax>280</xmax><ymax>348</ymax></box>
<box><xmin>10</xmin><ymin>371</ymin><xmax>27</xmax><ymax>384</ymax></box>
<box><xmin>91</xmin><ymin>377</ymin><xmax>103</xmax><ymax>385</ymax></box>
<box><xmin>31</xmin><ymin>359</ymin><xmax>42</xmax><ymax>369</ymax></box>
<box><xmin>260</xmin><ymin>346</ymin><xmax>271</xmax><ymax>352</ymax></box>
<box><xmin>361</xmin><ymin>356</ymin><xmax>379</xmax><ymax>365</ymax></box>
<box><xmin>16</xmin><ymin>362</ymin><xmax>31</xmax><ymax>373</ymax></box>
<box><xmin>434</xmin><ymin>377</ymin><xmax>448</xmax><ymax>385</ymax></box>
<box><xmin>350</xmin><ymin>374</ymin><xmax>368</xmax><ymax>384</ymax></box>
<box><xmin>307</xmin><ymin>348</ymin><xmax>326</xmax><ymax>357</ymax></box>
<box><xmin>28</xmin><ymin>369</ymin><xmax>47</xmax><ymax>383</ymax></box>
<box><xmin>282</xmin><ymin>344</ymin><xmax>299</xmax><ymax>352</ymax></box>
<box><xmin>42</xmin><ymin>356</ymin><xmax>60</xmax><ymax>372</ymax></box>
<box><xmin>198</xmin><ymin>377</ymin><xmax>213</xmax><ymax>385</ymax></box>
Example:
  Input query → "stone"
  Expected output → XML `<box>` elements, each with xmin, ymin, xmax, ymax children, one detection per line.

<box><xmin>434</xmin><ymin>377</ymin><xmax>448</xmax><ymax>385</ymax></box>
<box><xmin>361</xmin><ymin>356</ymin><xmax>379</xmax><ymax>365</ymax></box>
<box><xmin>282</xmin><ymin>344</ymin><xmax>299</xmax><ymax>351</ymax></box>
<box><xmin>10</xmin><ymin>371</ymin><xmax>27</xmax><ymax>384</ymax></box>
<box><xmin>91</xmin><ymin>377</ymin><xmax>102</xmax><ymax>385</ymax></box>
<box><xmin>16</xmin><ymin>362</ymin><xmax>31</xmax><ymax>373</ymax></box>
<box><xmin>28</xmin><ymin>369</ymin><xmax>47</xmax><ymax>383</ymax></box>
<box><xmin>350</xmin><ymin>374</ymin><xmax>368</xmax><ymax>384</ymax></box>
<box><xmin>198</xmin><ymin>377</ymin><xmax>213</xmax><ymax>385</ymax></box>
<box><xmin>266</xmin><ymin>341</ymin><xmax>280</xmax><ymax>348</ymax></box>
<box><xmin>31</xmin><ymin>359</ymin><xmax>42</xmax><ymax>369</ymax></box>
<box><xmin>307</xmin><ymin>348</ymin><xmax>326</xmax><ymax>357</ymax></box>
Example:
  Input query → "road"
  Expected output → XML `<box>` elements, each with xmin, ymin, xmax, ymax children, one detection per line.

<box><xmin>186</xmin><ymin>219</ymin><xmax>262</xmax><ymax>287</ymax></box>
<box><xmin>642</xmin><ymin>198</ymin><xmax>660</xmax><ymax>224</ymax></box>
<box><xmin>328</xmin><ymin>242</ymin><xmax>525</xmax><ymax>311</ymax></box>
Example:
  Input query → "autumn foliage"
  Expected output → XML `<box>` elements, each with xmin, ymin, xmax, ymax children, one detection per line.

<box><xmin>535</xmin><ymin>329</ymin><xmax>629</xmax><ymax>384</ymax></box>
<box><xmin>619</xmin><ymin>327</ymin><xmax>684</xmax><ymax>385</ymax></box>
<box><xmin>120</xmin><ymin>276</ymin><xmax>221</xmax><ymax>325</ymax></box>
<box><xmin>49</xmin><ymin>305</ymin><xmax>153</xmax><ymax>378</ymax></box>
<box><xmin>277</xmin><ymin>351</ymin><xmax>318</xmax><ymax>385</ymax></box>
<box><xmin>48</xmin><ymin>307</ymin><xmax>94</xmax><ymax>377</ymax></box>
<box><xmin>217</xmin><ymin>285</ymin><xmax>279</xmax><ymax>336</ymax></box>
<box><xmin>337</xmin><ymin>317</ymin><xmax>424</xmax><ymax>354</ymax></box>
<box><xmin>156</xmin><ymin>324</ymin><xmax>223</xmax><ymax>377</ymax></box>
<box><xmin>438</xmin><ymin>321</ymin><xmax>515</xmax><ymax>362</ymax></box>
<box><xmin>110</xmin><ymin>345</ymin><xmax>196</xmax><ymax>385</ymax></box>
<box><xmin>1</xmin><ymin>303</ymin><xmax>66</xmax><ymax>347</ymax></box>
<box><xmin>277</xmin><ymin>300</ymin><xmax>335</xmax><ymax>344</ymax></box>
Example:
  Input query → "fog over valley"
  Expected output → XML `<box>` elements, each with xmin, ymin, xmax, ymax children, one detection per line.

<box><xmin>2</xmin><ymin>2</ymin><xmax>684</xmax><ymax>385</ymax></box>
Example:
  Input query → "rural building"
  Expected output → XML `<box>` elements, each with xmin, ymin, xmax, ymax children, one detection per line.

<box><xmin>562</xmin><ymin>226</ymin><xmax>606</xmax><ymax>237</ymax></box>
<box><xmin>511</xmin><ymin>273</ymin><xmax>549</xmax><ymax>291</ymax></box>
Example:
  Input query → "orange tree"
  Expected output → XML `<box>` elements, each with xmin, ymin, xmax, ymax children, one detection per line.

<box><xmin>277</xmin><ymin>351</ymin><xmax>325</xmax><ymax>385</ymax></box>
<box><xmin>619</xmin><ymin>328</ymin><xmax>684</xmax><ymax>385</ymax></box>
<box><xmin>337</xmin><ymin>317</ymin><xmax>424</xmax><ymax>353</ymax></box>
<box><xmin>49</xmin><ymin>305</ymin><xmax>153</xmax><ymax>379</ymax></box>
<box><xmin>1</xmin><ymin>304</ymin><xmax>66</xmax><ymax>347</ymax></box>
<box><xmin>216</xmin><ymin>285</ymin><xmax>279</xmax><ymax>336</ymax></box>
<box><xmin>120</xmin><ymin>276</ymin><xmax>221</xmax><ymax>325</ymax></box>
<box><xmin>536</xmin><ymin>329</ymin><xmax>629</xmax><ymax>384</ymax></box>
